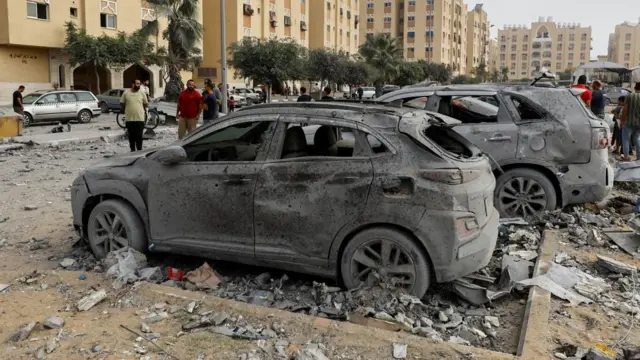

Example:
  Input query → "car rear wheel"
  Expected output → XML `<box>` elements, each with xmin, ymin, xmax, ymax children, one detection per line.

<box><xmin>100</xmin><ymin>102</ymin><xmax>109</xmax><ymax>113</ymax></box>
<box><xmin>495</xmin><ymin>168</ymin><xmax>557</xmax><ymax>218</ymax></box>
<box><xmin>340</xmin><ymin>227</ymin><xmax>431</xmax><ymax>297</ymax></box>
<box><xmin>77</xmin><ymin>109</ymin><xmax>93</xmax><ymax>124</ymax></box>
<box><xmin>22</xmin><ymin>112</ymin><xmax>33</xmax><ymax>127</ymax></box>
<box><xmin>87</xmin><ymin>199</ymin><xmax>147</xmax><ymax>259</ymax></box>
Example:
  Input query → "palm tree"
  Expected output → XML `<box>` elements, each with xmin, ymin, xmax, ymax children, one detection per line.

<box><xmin>358</xmin><ymin>33</ymin><xmax>403</xmax><ymax>95</ymax></box>
<box><xmin>500</xmin><ymin>67</ymin><xmax>510</xmax><ymax>82</ymax></box>
<box><xmin>141</xmin><ymin>0</ymin><xmax>203</xmax><ymax>101</ymax></box>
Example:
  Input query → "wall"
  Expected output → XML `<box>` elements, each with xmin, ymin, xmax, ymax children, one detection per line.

<box><xmin>0</xmin><ymin>0</ymin><xmax>8</xmax><ymax>44</ymax></box>
<box><xmin>0</xmin><ymin>45</ymin><xmax>50</xmax><ymax>83</ymax></box>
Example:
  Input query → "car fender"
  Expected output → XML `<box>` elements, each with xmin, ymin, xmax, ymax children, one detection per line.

<box><xmin>85</xmin><ymin>179</ymin><xmax>149</xmax><ymax>232</ymax></box>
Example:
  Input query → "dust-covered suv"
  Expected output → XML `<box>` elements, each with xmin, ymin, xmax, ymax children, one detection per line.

<box><xmin>71</xmin><ymin>102</ymin><xmax>498</xmax><ymax>297</ymax></box>
<box><xmin>376</xmin><ymin>85</ymin><xmax>613</xmax><ymax>217</ymax></box>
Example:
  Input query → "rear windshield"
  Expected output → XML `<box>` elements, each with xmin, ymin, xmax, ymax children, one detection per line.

<box><xmin>514</xmin><ymin>89</ymin><xmax>596</xmax><ymax>121</ymax></box>
<box><xmin>423</xmin><ymin>126</ymin><xmax>475</xmax><ymax>158</ymax></box>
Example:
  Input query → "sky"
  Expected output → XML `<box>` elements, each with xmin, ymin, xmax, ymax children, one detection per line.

<box><xmin>478</xmin><ymin>0</ymin><xmax>639</xmax><ymax>59</ymax></box>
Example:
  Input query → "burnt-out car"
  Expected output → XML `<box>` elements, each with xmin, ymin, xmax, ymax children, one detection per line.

<box><xmin>376</xmin><ymin>85</ymin><xmax>613</xmax><ymax>217</ymax></box>
<box><xmin>71</xmin><ymin>102</ymin><xmax>498</xmax><ymax>297</ymax></box>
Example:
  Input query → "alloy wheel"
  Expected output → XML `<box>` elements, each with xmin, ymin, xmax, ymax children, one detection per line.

<box><xmin>498</xmin><ymin>176</ymin><xmax>547</xmax><ymax>217</ymax></box>
<box><xmin>80</xmin><ymin>110</ymin><xmax>92</xmax><ymax>123</ymax></box>
<box><xmin>349</xmin><ymin>239</ymin><xmax>416</xmax><ymax>290</ymax></box>
<box><xmin>91</xmin><ymin>210</ymin><xmax>129</xmax><ymax>254</ymax></box>
<box><xmin>22</xmin><ymin>113</ymin><xmax>32</xmax><ymax>127</ymax></box>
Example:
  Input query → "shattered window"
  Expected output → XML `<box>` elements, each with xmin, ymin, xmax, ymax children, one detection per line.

<box><xmin>281</xmin><ymin>124</ymin><xmax>363</xmax><ymax>158</ymax></box>
<box><xmin>439</xmin><ymin>95</ymin><xmax>499</xmax><ymax>124</ymax></box>
<box><xmin>184</xmin><ymin>121</ymin><xmax>274</xmax><ymax>162</ymax></box>
<box><xmin>511</xmin><ymin>97</ymin><xmax>543</xmax><ymax>121</ymax></box>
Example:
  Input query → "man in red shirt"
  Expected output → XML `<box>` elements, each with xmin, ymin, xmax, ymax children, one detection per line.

<box><xmin>572</xmin><ymin>75</ymin><xmax>592</xmax><ymax>107</ymax></box>
<box><xmin>177</xmin><ymin>79</ymin><xmax>203</xmax><ymax>139</ymax></box>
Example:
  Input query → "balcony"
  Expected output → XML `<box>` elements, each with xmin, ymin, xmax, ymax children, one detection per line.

<box><xmin>300</xmin><ymin>21</ymin><xmax>307</xmax><ymax>31</ymax></box>
<box><xmin>243</xmin><ymin>4</ymin><xmax>254</xmax><ymax>16</ymax></box>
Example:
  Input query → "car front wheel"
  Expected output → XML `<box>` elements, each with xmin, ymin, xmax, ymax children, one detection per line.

<box><xmin>78</xmin><ymin>109</ymin><xmax>93</xmax><ymax>124</ymax></box>
<box><xmin>87</xmin><ymin>199</ymin><xmax>147</xmax><ymax>259</ymax></box>
<box><xmin>495</xmin><ymin>168</ymin><xmax>557</xmax><ymax>218</ymax></box>
<box><xmin>22</xmin><ymin>112</ymin><xmax>33</xmax><ymax>127</ymax></box>
<box><xmin>340</xmin><ymin>227</ymin><xmax>431</xmax><ymax>297</ymax></box>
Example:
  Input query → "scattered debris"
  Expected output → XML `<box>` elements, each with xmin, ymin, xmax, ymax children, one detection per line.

<box><xmin>23</xmin><ymin>205</ymin><xmax>38</xmax><ymax>211</ymax></box>
<box><xmin>5</xmin><ymin>322</ymin><xmax>38</xmax><ymax>342</ymax></box>
<box><xmin>105</xmin><ymin>247</ymin><xmax>148</xmax><ymax>289</ymax></box>
<box><xmin>596</xmin><ymin>255</ymin><xmax>638</xmax><ymax>275</ymax></box>
<box><xmin>185</xmin><ymin>262</ymin><xmax>223</xmax><ymax>290</ymax></box>
<box><xmin>59</xmin><ymin>258</ymin><xmax>77</xmax><ymax>269</ymax></box>
<box><xmin>392</xmin><ymin>343</ymin><xmax>407</xmax><ymax>359</ymax></box>
<box><xmin>43</xmin><ymin>316</ymin><xmax>64</xmax><ymax>329</ymax></box>
<box><xmin>77</xmin><ymin>289</ymin><xmax>107</xmax><ymax>311</ymax></box>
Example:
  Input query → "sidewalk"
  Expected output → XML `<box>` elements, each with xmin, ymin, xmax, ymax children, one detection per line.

<box><xmin>0</xmin><ymin>126</ymin><xmax>177</xmax><ymax>153</ymax></box>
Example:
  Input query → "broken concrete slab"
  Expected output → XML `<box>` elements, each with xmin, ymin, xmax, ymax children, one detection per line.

<box><xmin>502</xmin><ymin>255</ymin><xmax>534</xmax><ymax>282</ymax></box>
<box><xmin>43</xmin><ymin>316</ymin><xmax>64</xmax><ymax>329</ymax></box>
<box><xmin>392</xmin><ymin>343</ymin><xmax>407</xmax><ymax>359</ymax></box>
<box><xmin>596</xmin><ymin>255</ymin><xmax>638</xmax><ymax>275</ymax></box>
<box><xmin>5</xmin><ymin>322</ymin><xmax>38</xmax><ymax>342</ymax></box>
<box><xmin>603</xmin><ymin>230</ymin><xmax>640</xmax><ymax>258</ymax></box>
<box><xmin>77</xmin><ymin>289</ymin><xmax>107</xmax><ymax>311</ymax></box>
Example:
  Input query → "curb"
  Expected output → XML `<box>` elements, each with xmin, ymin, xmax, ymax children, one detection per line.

<box><xmin>516</xmin><ymin>229</ymin><xmax>559</xmax><ymax>359</ymax></box>
<box><xmin>0</xmin><ymin>127</ymin><xmax>176</xmax><ymax>153</ymax></box>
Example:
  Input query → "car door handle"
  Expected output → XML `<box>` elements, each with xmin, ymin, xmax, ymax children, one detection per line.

<box><xmin>223</xmin><ymin>178</ymin><xmax>251</xmax><ymax>185</ymax></box>
<box><xmin>488</xmin><ymin>135</ymin><xmax>511</xmax><ymax>142</ymax></box>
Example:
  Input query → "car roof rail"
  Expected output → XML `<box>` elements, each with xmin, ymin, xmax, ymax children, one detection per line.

<box><xmin>239</xmin><ymin>101</ymin><xmax>403</xmax><ymax>115</ymax></box>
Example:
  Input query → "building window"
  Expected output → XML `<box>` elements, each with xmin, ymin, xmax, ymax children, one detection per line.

<box><xmin>101</xmin><ymin>13</ymin><xmax>117</xmax><ymax>29</ymax></box>
<box><xmin>384</xmin><ymin>16</ymin><xmax>391</xmax><ymax>23</ymax></box>
<box><xmin>384</xmin><ymin>1</ymin><xmax>391</xmax><ymax>6</ymax></box>
<box><xmin>512</xmin><ymin>35</ymin><xmax>517</xmax><ymax>42</ymax></box>
<box><xmin>581</xmin><ymin>33</ymin><xmax>587</xmax><ymax>41</ymax></box>
<box><xmin>27</xmin><ymin>1</ymin><xmax>49</xmax><ymax>20</ymax></box>
<box><xmin>408</xmin><ymin>0</ymin><xmax>416</xmax><ymax>5</ymax></box>
<box><xmin>70</xmin><ymin>7</ymin><xmax>78</xmax><ymax>18</ymax></box>
<box><xmin>408</xmin><ymin>31</ymin><xmax>415</xmax><ymax>37</ymax></box>
<box><xmin>367</xmin><ymin>3</ymin><xmax>374</xmax><ymax>8</ymax></box>
<box><xmin>557</xmin><ymin>34</ymin><xmax>563</xmax><ymax>41</ymax></box>
<box><xmin>510</xmin><ymin>54</ymin><xmax>516</xmax><ymax>60</ymax></box>
<box><xmin>569</xmin><ymin>34</ymin><xmax>575</xmax><ymax>41</ymax></box>
<box><xmin>408</xmin><ymin>16</ymin><xmax>415</xmax><ymax>21</ymax></box>
<box><xmin>326</xmin><ymin>25</ymin><xmax>330</xmax><ymax>32</ymax></box>
<box><xmin>626</xmin><ymin>33</ymin><xmax>632</xmax><ymax>41</ymax></box>
<box><xmin>511</xmin><ymin>45</ymin><xmax>516</xmax><ymax>51</ymax></box>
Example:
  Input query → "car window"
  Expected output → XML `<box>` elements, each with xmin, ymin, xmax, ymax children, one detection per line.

<box><xmin>39</xmin><ymin>94</ymin><xmax>59</xmax><ymax>104</ymax></box>
<box><xmin>367</xmin><ymin>135</ymin><xmax>388</xmax><ymax>154</ymax></box>
<box><xmin>59</xmin><ymin>93</ymin><xmax>77</xmax><ymax>102</ymax></box>
<box><xmin>76</xmin><ymin>92</ymin><xmax>96</xmax><ymax>101</ymax></box>
<box><xmin>281</xmin><ymin>124</ymin><xmax>364</xmax><ymax>158</ymax></box>
<box><xmin>22</xmin><ymin>93</ymin><xmax>43</xmax><ymax>104</ymax></box>
<box><xmin>439</xmin><ymin>95</ymin><xmax>499</xmax><ymax>124</ymax></box>
<box><xmin>108</xmin><ymin>90</ymin><xmax>119</xmax><ymax>96</ymax></box>
<box><xmin>184</xmin><ymin>121</ymin><xmax>273</xmax><ymax>162</ymax></box>
<box><xmin>511</xmin><ymin>98</ymin><xmax>543</xmax><ymax>120</ymax></box>
<box><xmin>403</xmin><ymin>96</ymin><xmax>429</xmax><ymax>109</ymax></box>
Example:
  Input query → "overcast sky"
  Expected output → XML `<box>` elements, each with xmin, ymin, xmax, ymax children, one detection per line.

<box><xmin>478</xmin><ymin>0</ymin><xmax>639</xmax><ymax>59</ymax></box>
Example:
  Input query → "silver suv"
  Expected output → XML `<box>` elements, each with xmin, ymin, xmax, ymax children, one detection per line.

<box><xmin>376</xmin><ymin>85</ymin><xmax>614</xmax><ymax>217</ymax></box>
<box><xmin>19</xmin><ymin>90</ymin><xmax>101</xmax><ymax>127</ymax></box>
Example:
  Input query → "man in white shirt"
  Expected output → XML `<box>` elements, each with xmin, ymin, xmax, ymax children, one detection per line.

<box><xmin>141</xmin><ymin>80</ymin><xmax>151</xmax><ymax>100</ymax></box>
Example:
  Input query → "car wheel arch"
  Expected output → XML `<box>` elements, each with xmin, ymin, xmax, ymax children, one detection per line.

<box><xmin>81</xmin><ymin>180</ymin><xmax>149</xmax><ymax>238</ymax></box>
<box><xmin>332</xmin><ymin>222</ymin><xmax>435</xmax><ymax>287</ymax></box>
<box><xmin>493</xmin><ymin>163</ymin><xmax>563</xmax><ymax>208</ymax></box>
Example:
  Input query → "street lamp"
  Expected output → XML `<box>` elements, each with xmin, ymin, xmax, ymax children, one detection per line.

<box><xmin>220</xmin><ymin>0</ymin><xmax>228</xmax><ymax>114</ymax></box>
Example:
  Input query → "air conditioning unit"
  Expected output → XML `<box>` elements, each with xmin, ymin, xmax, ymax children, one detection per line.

<box><xmin>340</xmin><ymin>8</ymin><xmax>343</xmax><ymax>16</ymax></box>
<box><xmin>284</xmin><ymin>16</ymin><xmax>291</xmax><ymax>26</ymax></box>
<box><xmin>300</xmin><ymin>21</ymin><xmax>307</xmax><ymax>31</ymax></box>
<box><xmin>271</xmin><ymin>20</ymin><xmax>278</xmax><ymax>27</ymax></box>
<box><xmin>347</xmin><ymin>10</ymin><xmax>351</xmax><ymax>19</ymax></box>
<box><xmin>243</xmin><ymin>4</ymin><xmax>254</xmax><ymax>15</ymax></box>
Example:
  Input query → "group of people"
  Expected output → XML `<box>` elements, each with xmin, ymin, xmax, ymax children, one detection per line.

<box><xmin>296</xmin><ymin>86</ymin><xmax>335</xmax><ymax>102</ymax></box>
<box><xmin>574</xmin><ymin>75</ymin><xmax>640</xmax><ymax>162</ymax></box>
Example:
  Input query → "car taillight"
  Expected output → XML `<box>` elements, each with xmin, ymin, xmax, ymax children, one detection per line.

<box><xmin>419</xmin><ymin>168</ymin><xmax>484</xmax><ymax>185</ymax></box>
<box><xmin>592</xmin><ymin>128</ymin><xmax>608</xmax><ymax>149</ymax></box>
<box><xmin>455</xmin><ymin>216</ymin><xmax>480</xmax><ymax>240</ymax></box>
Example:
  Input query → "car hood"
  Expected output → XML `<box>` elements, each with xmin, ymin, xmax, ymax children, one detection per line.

<box><xmin>90</xmin><ymin>146</ymin><xmax>164</xmax><ymax>168</ymax></box>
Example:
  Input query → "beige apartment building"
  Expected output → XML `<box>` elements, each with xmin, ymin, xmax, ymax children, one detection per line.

<box><xmin>0</xmin><ymin>0</ymin><xmax>199</xmax><ymax>103</ymax></box>
<box><xmin>497</xmin><ymin>17</ymin><xmax>592</xmax><ymax>80</ymax></box>
<box><xmin>199</xmin><ymin>0</ymin><xmax>359</xmax><ymax>88</ymax></box>
<box><xmin>360</xmin><ymin>0</ymin><xmax>472</xmax><ymax>75</ymax></box>
<box><xmin>487</xmin><ymin>38</ymin><xmax>498</xmax><ymax>72</ymax></box>
<box><xmin>466</xmin><ymin>4</ymin><xmax>489</xmax><ymax>73</ymax></box>
<box><xmin>608</xmin><ymin>21</ymin><xmax>640</xmax><ymax>68</ymax></box>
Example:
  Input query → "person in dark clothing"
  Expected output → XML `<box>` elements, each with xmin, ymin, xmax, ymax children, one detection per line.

<box><xmin>612</xmin><ymin>95</ymin><xmax>626</xmax><ymax>154</ymax></box>
<box><xmin>12</xmin><ymin>85</ymin><xmax>25</xmax><ymax>115</ymax></box>
<box><xmin>357</xmin><ymin>86</ymin><xmax>364</xmax><ymax>100</ymax></box>
<box><xmin>297</xmin><ymin>86</ymin><xmax>312</xmax><ymax>102</ymax></box>
<box><xmin>590</xmin><ymin>80</ymin><xmax>606</xmax><ymax>118</ymax></box>
<box><xmin>201</xmin><ymin>83</ymin><xmax>219</xmax><ymax>124</ymax></box>
<box><xmin>321</xmin><ymin>86</ymin><xmax>334</xmax><ymax>100</ymax></box>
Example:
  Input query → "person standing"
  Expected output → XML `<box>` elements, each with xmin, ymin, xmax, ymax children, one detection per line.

<box><xmin>590</xmin><ymin>80</ymin><xmax>606</xmax><ymax>118</ymax></box>
<box><xmin>13</xmin><ymin>85</ymin><xmax>25</xmax><ymax>115</ymax></box>
<box><xmin>141</xmin><ymin>80</ymin><xmax>151</xmax><ymax>101</ymax></box>
<box><xmin>357</xmin><ymin>86</ymin><xmax>364</xmax><ymax>101</ymax></box>
<box><xmin>297</xmin><ymin>87</ymin><xmax>312</xmax><ymax>102</ymax></box>
<box><xmin>572</xmin><ymin>75</ymin><xmax>592</xmax><ymax>107</ymax></box>
<box><xmin>176</xmin><ymin>79</ymin><xmax>203</xmax><ymax>140</ymax></box>
<box><xmin>611</xmin><ymin>96</ymin><xmax>626</xmax><ymax>154</ymax></box>
<box><xmin>620</xmin><ymin>82</ymin><xmax>640</xmax><ymax>161</ymax></box>
<box><xmin>321</xmin><ymin>86</ymin><xmax>334</xmax><ymax>100</ymax></box>
<box><xmin>201</xmin><ymin>83</ymin><xmax>219</xmax><ymax>124</ymax></box>
<box><xmin>119</xmin><ymin>79</ymin><xmax>148</xmax><ymax>152</ymax></box>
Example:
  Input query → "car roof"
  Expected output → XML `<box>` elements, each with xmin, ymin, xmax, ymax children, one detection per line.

<box><xmin>380</xmin><ymin>84</ymin><xmax>570</xmax><ymax>97</ymax></box>
<box><xmin>33</xmin><ymin>89</ymin><xmax>94</xmax><ymax>94</ymax></box>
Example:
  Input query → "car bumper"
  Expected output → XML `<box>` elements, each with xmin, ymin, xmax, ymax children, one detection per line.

<box><xmin>561</xmin><ymin>150</ymin><xmax>613</xmax><ymax>206</ymax></box>
<box><xmin>91</xmin><ymin>108</ymin><xmax>102</xmax><ymax>117</ymax></box>
<box><xmin>71</xmin><ymin>177</ymin><xmax>91</xmax><ymax>238</ymax></box>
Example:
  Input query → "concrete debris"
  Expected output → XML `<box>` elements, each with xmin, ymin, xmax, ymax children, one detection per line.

<box><xmin>186</xmin><ymin>301</ymin><xmax>198</xmax><ymax>314</ymax></box>
<box><xmin>587</xmin><ymin>229</ymin><xmax>606</xmax><ymax>247</ymax></box>
<box><xmin>518</xmin><ymin>264</ymin><xmax>601</xmax><ymax>305</ymax></box>
<box><xmin>105</xmin><ymin>247</ymin><xmax>148</xmax><ymax>289</ymax></box>
<box><xmin>59</xmin><ymin>258</ymin><xmax>77</xmax><ymax>268</ymax></box>
<box><xmin>138</xmin><ymin>267</ymin><xmax>164</xmax><ymax>282</ymax></box>
<box><xmin>509</xmin><ymin>249</ymin><xmax>539</xmax><ymax>261</ymax></box>
<box><xmin>141</xmin><ymin>311</ymin><xmax>169</xmax><ymax>324</ymax></box>
<box><xmin>392</xmin><ymin>343</ymin><xmax>407</xmax><ymax>359</ymax></box>
<box><xmin>585</xmin><ymin>348</ymin><xmax>615</xmax><ymax>360</ymax></box>
<box><xmin>603</xmin><ymin>230</ymin><xmax>640</xmax><ymax>258</ymax></box>
<box><xmin>484</xmin><ymin>316</ymin><xmax>500</xmax><ymax>327</ymax></box>
<box><xmin>554</xmin><ymin>352</ymin><xmax>568</xmax><ymax>359</ymax></box>
<box><xmin>77</xmin><ymin>289</ymin><xmax>107</xmax><ymax>311</ymax></box>
<box><xmin>5</xmin><ymin>322</ymin><xmax>38</xmax><ymax>342</ymax></box>
<box><xmin>140</xmin><ymin>323</ymin><xmax>152</xmax><ymax>333</ymax></box>
<box><xmin>596</xmin><ymin>255</ymin><xmax>638</xmax><ymax>275</ymax></box>
<box><xmin>580</xmin><ymin>213</ymin><xmax>611</xmax><ymax>227</ymax></box>
<box><xmin>295</xmin><ymin>344</ymin><xmax>330</xmax><ymax>360</ymax></box>
<box><xmin>470</xmin><ymin>327</ymin><xmax>487</xmax><ymax>339</ymax></box>
<box><xmin>211</xmin><ymin>325</ymin><xmax>277</xmax><ymax>340</ymax></box>
<box><xmin>43</xmin><ymin>316</ymin><xmax>64</xmax><ymax>329</ymax></box>
<box><xmin>555</xmin><ymin>252</ymin><xmax>572</xmax><ymax>264</ymax></box>
<box><xmin>23</xmin><ymin>205</ymin><xmax>38</xmax><ymax>211</ymax></box>
<box><xmin>509</xmin><ymin>228</ymin><xmax>540</xmax><ymax>244</ymax></box>
<box><xmin>447</xmin><ymin>335</ymin><xmax>471</xmax><ymax>346</ymax></box>
<box><xmin>45</xmin><ymin>338</ymin><xmax>58</xmax><ymax>354</ymax></box>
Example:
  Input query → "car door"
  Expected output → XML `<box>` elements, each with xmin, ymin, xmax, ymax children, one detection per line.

<box><xmin>32</xmin><ymin>93</ymin><xmax>61</xmax><ymax>120</ymax></box>
<box><xmin>145</xmin><ymin>115</ymin><xmax>278</xmax><ymax>258</ymax></box>
<box><xmin>253</xmin><ymin>115</ymin><xmax>374</xmax><ymax>267</ymax></box>
<box><xmin>58</xmin><ymin>92</ymin><xmax>79</xmax><ymax>119</ymax></box>
<box><xmin>428</xmin><ymin>91</ymin><xmax>519</xmax><ymax>165</ymax></box>
<box><xmin>108</xmin><ymin>90</ymin><xmax>123</xmax><ymax>110</ymax></box>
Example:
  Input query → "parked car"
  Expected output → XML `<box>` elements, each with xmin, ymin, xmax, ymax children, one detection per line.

<box><xmin>375</xmin><ymin>85</ymin><xmax>613</xmax><ymax>217</ymax></box>
<box><xmin>71</xmin><ymin>102</ymin><xmax>499</xmax><ymax>297</ymax></box>
<box><xmin>361</xmin><ymin>86</ymin><xmax>376</xmax><ymax>99</ymax></box>
<box><xmin>603</xmin><ymin>87</ymin><xmax>631</xmax><ymax>105</ymax></box>
<box><xmin>382</xmin><ymin>85</ymin><xmax>400</xmax><ymax>95</ymax></box>
<box><xmin>233</xmin><ymin>88</ymin><xmax>261</xmax><ymax>103</ymax></box>
<box><xmin>10</xmin><ymin>90</ymin><xmax>101</xmax><ymax>127</ymax></box>
<box><xmin>96</xmin><ymin>89</ymin><xmax>127</xmax><ymax>113</ymax></box>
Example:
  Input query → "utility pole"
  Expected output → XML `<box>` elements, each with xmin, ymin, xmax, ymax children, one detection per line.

<box><xmin>220</xmin><ymin>0</ymin><xmax>228</xmax><ymax>114</ymax></box>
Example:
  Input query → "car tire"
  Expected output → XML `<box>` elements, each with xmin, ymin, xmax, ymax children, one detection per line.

<box><xmin>22</xmin><ymin>112</ymin><xmax>33</xmax><ymax>127</ymax></box>
<box><xmin>100</xmin><ymin>102</ymin><xmax>109</xmax><ymax>113</ymax></box>
<box><xmin>87</xmin><ymin>199</ymin><xmax>147</xmax><ymax>259</ymax></box>
<box><xmin>77</xmin><ymin>109</ymin><xmax>93</xmax><ymax>124</ymax></box>
<box><xmin>340</xmin><ymin>227</ymin><xmax>431</xmax><ymax>297</ymax></box>
<box><xmin>494</xmin><ymin>168</ymin><xmax>557</xmax><ymax>218</ymax></box>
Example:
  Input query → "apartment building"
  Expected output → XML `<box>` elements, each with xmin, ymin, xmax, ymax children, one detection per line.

<box><xmin>360</xmin><ymin>0</ymin><xmax>471</xmax><ymax>75</ymax></box>
<box><xmin>308</xmin><ymin>0</ymin><xmax>360</xmax><ymax>54</ymax></box>
<box><xmin>0</xmin><ymin>0</ymin><xmax>200</xmax><ymax>103</ymax></box>
<box><xmin>497</xmin><ymin>17</ymin><xmax>592</xmax><ymax>80</ymax></box>
<box><xmin>487</xmin><ymin>38</ymin><xmax>499</xmax><ymax>72</ymax></box>
<box><xmin>466</xmin><ymin>4</ymin><xmax>489</xmax><ymax>73</ymax></box>
<box><xmin>608</xmin><ymin>20</ymin><xmax>640</xmax><ymax>68</ymax></box>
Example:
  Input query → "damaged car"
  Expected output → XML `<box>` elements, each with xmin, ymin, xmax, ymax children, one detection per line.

<box><xmin>375</xmin><ymin>85</ymin><xmax>614</xmax><ymax>217</ymax></box>
<box><xmin>71</xmin><ymin>102</ymin><xmax>499</xmax><ymax>297</ymax></box>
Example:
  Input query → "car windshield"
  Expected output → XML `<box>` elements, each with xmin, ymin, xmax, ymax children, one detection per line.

<box><xmin>22</xmin><ymin>93</ymin><xmax>43</xmax><ymax>104</ymax></box>
<box><xmin>363</xmin><ymin>87</ymin><xmax>375</xmax><ymax>91</ymax></box>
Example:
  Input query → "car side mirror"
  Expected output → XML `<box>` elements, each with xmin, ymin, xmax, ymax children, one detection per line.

<box><xmin>152</xmin><ymin>145</ymin><xmax>187</xmax><ymax>165</ymax></box>
<box><xmin>35</xmin><ymin>101</ymin><xmax>43</xmax><ymax>105</ymax></box>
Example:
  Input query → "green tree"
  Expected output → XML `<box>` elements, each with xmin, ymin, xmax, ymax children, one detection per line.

<box><xmin>500</xmin><ymin>67</ymin><xmax>510</xmax><ymax>82</ymax></box>
<box><xmin>358</xmin><ymin>33</ymin><xmax>403</xmax><ymax>95</ymax></box>
<box><xmin>451</xmin><ymin>75</ymin><xmax>480</xmax><ymax>84</ymax></box>
<box><xmin>305</xmin><ymin>48</ymin><xmax>346</xmax><ymax>86</ymax></box>
<box><xmin>63</xmin><ymin>22</ymin><xmax>154</xmax><ymax>94</ymax></box>
<box><xmin>393</xmin><ymin>61</ymin><xmax>425</xmax><ymax>86</ymax></box>
<box><xmin>140</xmin><ymin>0</ymin><xmax>203</xmax><ymax>102</ymax></box>
<box><xmin>423</xmin><ymin>62</ymin><xmax>451</xmax><ymax>83</ymax></box>
<box><xmin>472</xmin><ymin>61</ymin><xmax>488</xmax><ymax>82</ymax></box>
<box><xmin>228</xmin><ymin>37</ymin><xmax>305</xmax><ymax>99</ymax></box>
<box><xmin>343</xmin><ymin>61</ymin><xmax>375</xmax><ymax>87</ymax></box>
<box><xmin>558</xmin><ymin>68</ymin><xmax>574</xmax><ymax>80</ymax></box>
<box><xmin>490</xmin><ymin>70</ymin><xmax>500</xmax><ymax>82</ymax></box>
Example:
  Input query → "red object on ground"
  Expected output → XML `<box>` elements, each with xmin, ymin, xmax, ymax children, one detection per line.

<box><xmin>167</xmin><ymin>267</ymin><xmax>185</xmax><ymax>281</ymax></box>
